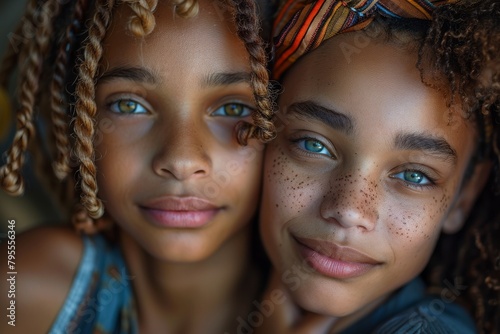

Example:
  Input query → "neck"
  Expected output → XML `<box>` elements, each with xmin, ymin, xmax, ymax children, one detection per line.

<box><xmin>119</xmin><ymin>225</ymin><xmax>262</xmax><ymax>334</ymax></box>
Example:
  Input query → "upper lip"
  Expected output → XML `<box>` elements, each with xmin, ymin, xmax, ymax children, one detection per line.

<box><xmin>294</xmin><ymin>236</ymin><xmax>380</xmax><ymax>265</ymax></box>
<box><xmin>141</xmin><ymin>196</ymin><xmax>220</xmax><ymax>211</ymax></box>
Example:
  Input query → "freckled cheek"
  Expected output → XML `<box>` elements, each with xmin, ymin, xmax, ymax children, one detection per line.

<box><xmin>385</xmin><ymin>192</ymin><xmax>453</xmax><ymax>258</ymax></box>
<box><xmin>263</xmin><ymin>145</ymin><xmax>319</xmax><ymax>217</ymax></box>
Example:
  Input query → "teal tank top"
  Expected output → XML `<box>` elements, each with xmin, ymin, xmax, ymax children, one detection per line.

<box><xmin>49</xmin><ymin>234</ymin><xmax>138</xmax><ymax>333</ymax></box>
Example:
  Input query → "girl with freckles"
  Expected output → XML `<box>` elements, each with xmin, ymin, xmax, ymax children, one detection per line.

<box><xmin>258</xmin><ymin>0</ymin><xmax>499</xmax><ymax>333</ymax></box>
<box><xmin>0</xmin><ymin>0</ymin><xmax>276</xmax><ymax>333</ymax></box>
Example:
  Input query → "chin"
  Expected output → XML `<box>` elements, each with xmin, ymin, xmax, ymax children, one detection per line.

<box><xmin>291</xmin><ymin>281</ymin><xmax>364</xmax><ymax>318</ymax></box>
<box><xmin>149</xmin><ymin>239</ymin><xmax>220</xmax><ymax>263</ymax></box>
<box><xmin>159</xmin><ymin>250</ymin><xmax>214</xmax><ymax>263</ymax></box>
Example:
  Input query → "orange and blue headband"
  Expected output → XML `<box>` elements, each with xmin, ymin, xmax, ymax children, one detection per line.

<box><xmin>272</xmin><ymin>0</ymin><xmax>452</xmax><ymax>79</ymax></box>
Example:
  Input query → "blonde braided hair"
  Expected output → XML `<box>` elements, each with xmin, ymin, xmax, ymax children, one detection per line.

<box><xmin>1</xmin><ymin>0</ymin><xmax>275</xmax><ymax>232</ymax></box>
<box><xmin>0</xmin><ymin>0</ymin><xmax>62</xmax><ymax>195</ymax></box>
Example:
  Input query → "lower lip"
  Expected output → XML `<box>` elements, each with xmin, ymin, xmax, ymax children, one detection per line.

<box><xmin>143</xmin><ymin>208</ymin><xmax>219</xmax><ymax>228</ymax></box>
<box><xmin>295</xmin><ymin>241</ymin><xmax>376</xmax><ymax>280</ymax></box>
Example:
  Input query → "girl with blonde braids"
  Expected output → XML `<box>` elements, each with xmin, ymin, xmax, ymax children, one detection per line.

<box><xmin>258</xmin><ymin>0</ymin><xmax>499</xmax><ymax>333</ymax></box>
<box><xmin>0</xmin><ymin>0</ymin><xmax>276</xmax><ymax>332</ymax></box>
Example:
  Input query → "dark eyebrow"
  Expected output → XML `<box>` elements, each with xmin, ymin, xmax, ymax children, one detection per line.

<box><xmin>202</xmin><ymin>72</ymin><xmax>251</xmax><ymax>87</ymax></box>
<box><xmin>98</xmin><ymin>66</ymin><xmax>159</xmax><ymax>84</ymax></box>
<box><xmin>287</xmin><ymin>101</ymin><xmax>354</xmax><ymax>135</ymax></box>
<box><xmin>394</xmin><ymin>132</ymin><xmax>457</xmax><ymax>165</ymax></box>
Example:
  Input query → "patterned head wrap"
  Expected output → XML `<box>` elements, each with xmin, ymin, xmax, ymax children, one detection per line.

<box><xmin>273</xmin><ymin>0</ymin><xmax>452</xmax><ymax>79</ymax></box>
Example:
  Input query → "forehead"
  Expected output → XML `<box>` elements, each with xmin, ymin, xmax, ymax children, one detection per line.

<box><xmin>101</xmin><ymin>0</ymin><xmax>249</xmax><ymax>76</ymax></box>
<box><xmin>280</xmin><ymin>32</ymin><xmax>478</xmax><ymax>156</ymax></box>
<box><xmin>283</xmin><ymin>33</ymin><xmax>427</xmax><ymax>111</ymax></box>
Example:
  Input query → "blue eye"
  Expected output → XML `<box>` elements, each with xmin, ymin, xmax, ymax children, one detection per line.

<box><xmin>212</xmin><ymin>103</ymin><xmax>252</xmax><ymax>117</ymax></box>
<box><xmin>109</xmin><ymin>99</ymin><xmax>147</xmax><ymax>114</ymax></box>
<box><xmin>393</xmin><ymin>170</ymin><xmax>431</xmax><ymax>185</ymax></box>
<box><xmin>297</xmin><ymin>138</ymin><xmax>332</xmax><ymax>157</ymax></box>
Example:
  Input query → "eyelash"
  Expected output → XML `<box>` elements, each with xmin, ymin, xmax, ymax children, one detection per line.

<box><xmin>211</xmin><ymin>102</ymin><xmax>253</xmax><ymax>117</ymax></box>
<box><xmin>390</xmin><ymin>167</ymin><xmax>437</xmax><ymax>190</ymax></box>
<box><xmin>105</xmin><ymin>97</ymin><xmax>253</xmax><ymax>118</ymax></box>
<box><xmin>288</xmin><ymin>133</ymin><xmax>440</xmax><ymax>191</ymax></box>
<box><xmin>107</xmin><ymin>97</ymin><xmax>149</xmax><ymax>115</ymax></box>
<box><xmin>290</xmin><ymin>136</ymin><xmax>335</xmax><ymax>158</ymax></box>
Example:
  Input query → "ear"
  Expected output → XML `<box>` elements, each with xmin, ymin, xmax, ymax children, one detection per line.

<box><xmin>442</xmin><ymin>161</ymin><xmax>492</xmax><ymax>234</ymax></box>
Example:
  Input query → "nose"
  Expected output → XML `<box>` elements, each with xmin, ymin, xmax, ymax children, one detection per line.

<box><xmin>152</xmin><ymin>118</ymin><xmax>212</xmax><ymax>181</ymax></box>
<box><xmin>320</xmin><ymin>173</ymin><xmax>379</xmax><ymax>231</ymax></box>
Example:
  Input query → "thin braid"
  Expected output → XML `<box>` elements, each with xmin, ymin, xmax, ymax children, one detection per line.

<box><xmin>119</xmin><ymin>0</ymin><xmax>201</xmax><ymax>37</ymax></box>
<box><xmin>0</xmin><ymin>0</ymin><xmax>62</xmax><ymax>195</ymax></box>
<box><xmin>73</xmin><ymin>0</ymin><xmax>115</xmax><ymax>219</ymax></box>
<box><xmin>119</xmin><ymin>0</ymin><xmax>158</xmax><ymax>37</ymax></box>
<box><xmin>0</xmin><ymin>0</ymin><xmax>39</xmax><ymax>88</ymax></box>
<box><xmin>231</xmin><ymin>0</ymin><xmax>276</xmax><ymax>145</ymax></box>
<box><xmin>172</xmin><ymin>0</ymin><xmax>199</xmax><ymax>18</ymax></box>
<box><xmin>51</xmin><ymin>0</ymin><xmax>89</xmax><ymax>180</ymax></box>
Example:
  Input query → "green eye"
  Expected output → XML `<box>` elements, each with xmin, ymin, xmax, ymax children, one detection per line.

<box><xmin>110</xmin><ymin>99</ymin><xmax>147</xmax><ymax>114</ymax></box>
<box><xmin>225</xmin><ymin>104</ymin><xmax>244</xmax><ymax>116</ymax></box>
<box><xmin>212</xmin><ymin>103</ymin><xmax>252</xmax><ymax>117</ymax></box>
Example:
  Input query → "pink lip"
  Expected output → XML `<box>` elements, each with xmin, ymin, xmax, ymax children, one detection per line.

<box><xmin>141</xmin><ymin>196</ymin><xmax>221</xmax><ymax>228</ymax></box>
<box><xmin>294</xmin><ymin>236</ymin><xmax>381</xmax><ymax>279</ymax></box>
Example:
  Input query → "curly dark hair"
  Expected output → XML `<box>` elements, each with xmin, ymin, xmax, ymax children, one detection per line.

<box><xmin>342</xmin><ymin>0</ymin><xmax>499</xmax><ymax>331</ymax></box>
<box><xmin>418</xmin><ymin>1</ymin><xmax>500</xmax><ymax>333</ymax></box>
<box><xmin>0</xmin><ymin>0</ymin><xmax>276</xmax><ymax>226</ymax></box>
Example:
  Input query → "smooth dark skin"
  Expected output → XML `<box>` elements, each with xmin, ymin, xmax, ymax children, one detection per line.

<box><xmin>0</xmin><ymin>1</ymin><xmax>266</xmax><ymax>333</ymax></box>
<box><xmin>257</xmin><ymin>32</ymin><xmax>490</xmax><ymax>333</ymax></box>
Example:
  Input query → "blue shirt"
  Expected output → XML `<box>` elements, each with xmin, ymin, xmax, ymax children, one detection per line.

<box><xmin>49</xmin><ymin>234</ymin><xmax>476</xmax><ymax>333</ymax></box>
<box><xmin>49</xmin><ymin>234</ymin><xmax>137</xmax><ymax>334</ymax></box>
<box><xmin>341</xmin><ymin>277</ymin><xmax>477</xmax><ymax>333</ymax></box>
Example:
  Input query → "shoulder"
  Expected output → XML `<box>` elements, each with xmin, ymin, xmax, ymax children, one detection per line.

<box><xmin>374</xmin><ymin>297</ymin><xmax>477</xmax><ymax>334</ymax></box>
<box><xmin>0</xmin><ymin>225</ymin><xmax>84</xmax><ymax>334</ymax></box>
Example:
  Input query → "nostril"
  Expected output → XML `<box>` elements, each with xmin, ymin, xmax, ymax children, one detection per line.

<box><xmin>153</xmin><ymin>152</ymin><xmax>212</xmax><ymax>180</ymax></box>
<box><xmin>151</xmin><ymin>134</ymin><xmax>212</xmax><ymax>180</ymax></box>
<box><xmin>194</xmin><ymin>169</ymin><xmax>206</xmax><ymax>174</ymax></box>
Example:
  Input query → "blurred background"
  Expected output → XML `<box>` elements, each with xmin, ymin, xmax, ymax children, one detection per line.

<box><xmin>0</xmin><ymin>0</ymin><xmax>61</xmax><ymax>235</ymax></box>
